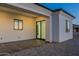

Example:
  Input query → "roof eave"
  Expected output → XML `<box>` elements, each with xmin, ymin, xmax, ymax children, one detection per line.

<box><xmin>34</xmin><ymin>4</ymin><xmax>75</xmax><ymax>19</ymax></box>
<box><xmin>53</xmin><ymin>8</ymin><xmax>75</xmax><ymax>19</ymax></box>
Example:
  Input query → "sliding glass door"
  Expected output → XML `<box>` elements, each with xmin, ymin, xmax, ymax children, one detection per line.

<box><xmin>36</xmin><ymin>21</ymin><xmax>46</xmax><ymax>39</ymax></box>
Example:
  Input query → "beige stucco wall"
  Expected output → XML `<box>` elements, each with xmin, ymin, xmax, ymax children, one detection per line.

<box><xmin>1</xmin><ymin>3</ymin><xmax>53</xmax><ymax>43</ymax></box>
<box><xmin>7</xmin><ymin>3</ymin><xmax>54</xmax><ymax>42</ymax></box>
<box><xmin>0</xmin><ymin>3</ymin><xmax>74</xmax><ymax>43</ymax></box>
<box><xmin>0</xmin><ymin>10</ymin><xmax>36</xmax><ymax>43</ymax></box>
<box><xmin>36</xmin><ymin>16</ymin><xmax>47</xmax><ymax>21</ymax></box>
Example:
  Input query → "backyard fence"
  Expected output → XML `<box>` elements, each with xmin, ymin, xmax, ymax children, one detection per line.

<box><xmin>73</xmin><ymin>32</ymin><xmax>79</xmax><ymax>40</ymax></box>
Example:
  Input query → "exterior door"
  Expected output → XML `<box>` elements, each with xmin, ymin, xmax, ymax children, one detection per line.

<box><xmin>36</xmin><ymin>21</ymin><xmax>46</xmax><ymax>39</ymax></box>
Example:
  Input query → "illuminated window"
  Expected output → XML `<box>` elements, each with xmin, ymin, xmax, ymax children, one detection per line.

<box><xmin>14</xmin><ymin>19</ymin><xmax>23</xmax><ymax>30</ymax></box>
<box><xmin>66</xmin><ymin>20</ymin><xmax>70</xmax><ymax>32</ymax></box>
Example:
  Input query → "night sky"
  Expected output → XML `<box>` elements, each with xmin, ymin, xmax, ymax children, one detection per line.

<box><xmin>41</xmin><ymin>3</ymin><xmax>79</xmax><ymax>25</ymax></box>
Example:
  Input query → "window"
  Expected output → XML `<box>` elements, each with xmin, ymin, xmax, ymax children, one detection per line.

<box><xmin>66</xmin><ymin>20</ymin><xmax>70</xmax><ymax>32</ymax></box>
<box><xmin>14</xmin><ymin>19</ymin><xmax>23</xmax><ymax>30</ymax></box>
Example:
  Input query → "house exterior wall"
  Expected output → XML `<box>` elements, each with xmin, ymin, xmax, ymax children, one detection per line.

<box><xmin>59</xmin><ymin>11</ymin><xmax>73</xmax><ymax>42</ymax></box>
<box><xmin>52</xmin><ymin>12</ymin><xmax>59</xmax><ymax>42</ymax></box>
<box><xmin>0</xmin><ymin>3</ymin><xmax>74</xmax><ymax>43</ymax></box>
<box><xmin>0</xmin><ymin>3</ymin><xmax>54</xmax><ymax>43</ymax></box>
<box><xmin>0</xmin><ymin>10</ymin><xmax>36</xmax><ymax>43</ymax></box>
<box><xmin>52</xmin><ymin>11</ymin><xmax>73</xmax><ymax>42</ymax></box>
<box><xmin>46</xmin><ymin>14</ymin><xmax>53</xmax><ymax>42</ymax></box>
<box><xmin>7</xmin><ymin>3</ymin><xmax>53</xmax><ymax>42</ymax></box>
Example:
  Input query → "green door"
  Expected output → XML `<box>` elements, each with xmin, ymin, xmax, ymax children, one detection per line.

<box><xmin>36</xmin><ymin>21</ymin><xmax>46</xmax><ymax>39</ymax></box>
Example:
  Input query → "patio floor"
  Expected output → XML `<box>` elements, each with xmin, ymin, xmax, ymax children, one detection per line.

<box><xmin>0</xmin><ymin>39</ymin><xmax>46</xmax><ymax>54</ymax></box>
<box><xmin>0</xmin><ymin>39</ymin><xmax>79</xmax><ymax>56</ymax></box>
<box><xmin>11</xmin><ymin>39</ymin><xmax>79</xmax><ymax>56</ymax></box>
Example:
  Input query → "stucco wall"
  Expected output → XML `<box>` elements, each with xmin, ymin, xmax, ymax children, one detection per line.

<box><xmin>0</xmin><ymin>10</ymin><xmax>36</xmax><ymax>43</ymax></box>
<box><xmin>6</xmin><ymin>3</ymin><xmax>53</xmax><ymax>42</ymax></box>
<box><xmin>59</xmin><ymin>11</ymin><xmax>73</xmax><ymax>42</ymax></box>
<box><xmin>52</xmin><ymin>12</ymin><xmax>59</xmax><ymax>42</ymax></box>
<box><xmin>52</xmin><ymin>11</ymin><xmax>73</xmax><ymax>42</ymax></box>
<box><xmin>0</xmin><ymin>3</ymin><xmax>73</xmax><ymax>43</ymax></box>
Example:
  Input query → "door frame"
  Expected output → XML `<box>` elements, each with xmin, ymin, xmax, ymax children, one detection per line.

<box><xmin>36</xmin><ymin>20</ymin><xmax>46</xmax><ymax>40</ymax></box>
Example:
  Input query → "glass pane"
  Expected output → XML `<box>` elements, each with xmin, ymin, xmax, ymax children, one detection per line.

<box><xmin>37</xmin><ymin>22</ymin><xmax>41</xmax><ymax>38</ymax></box>
<box><xmin>19</xmin><ymin>20</ymin><xmax>23</xmax><ymax>30</ymax></box>
<box><xmin>41</xmin><ymin>21</ymin><xmax>46</xmax><ymax>39</ymax></box>
<box><xmin>14</xmin><ymin>20</ymin><xmax>18</xmax><ymax>30</ymax></box>
<box><xmin>67</xmin><ymin>21</ymin><xmax>70</xmax><ymax>31</ymax></box>
<box><xmin>66</xmin><ymin>20</ymin><xmax>70</xmax><ymax>32</ymax></box>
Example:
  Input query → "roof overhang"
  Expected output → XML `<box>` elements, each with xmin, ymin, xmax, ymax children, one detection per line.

<box><xmin>0</xmin><ymin>3</ymin><xmax>49</xmax><ymax>17</ymax></box>
<box><xmin>0</xmin><ymin>3</ymin><xmax>75</xmax><ymax>19</ymax></box>
<box><xmin>52</xmin><ymin>9</ymin><xmax>75</xmax><ymax>19</ymax></box>
<box><xmin>35</xmin><ymin>3</ymin><xmax>75</xmax><ymax>19</ymax></box>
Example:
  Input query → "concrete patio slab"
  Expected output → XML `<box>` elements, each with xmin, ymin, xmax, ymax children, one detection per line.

<box><xmin>0</xmin><ymin>39</ymin><xmax>45</xmax><ymax>54</ymax></box>
<box><xmin>0</xmin><ymin>39</ymin><xmax>79</xmax><ymax>56</ymax></box>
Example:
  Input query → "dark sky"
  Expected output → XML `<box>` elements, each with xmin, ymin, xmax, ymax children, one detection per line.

<box><xmin>41</xmin><ymin>3</ymin><xmax>79</xmax><ymax>25</ymax></box>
